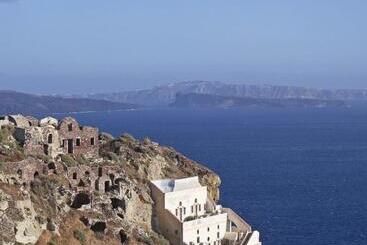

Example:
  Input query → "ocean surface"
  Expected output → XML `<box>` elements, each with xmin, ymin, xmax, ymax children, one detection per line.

<box><xmin>54</xmin><ymin>107</ymin><xmax>367</xmax><ymax>245</ymax></box>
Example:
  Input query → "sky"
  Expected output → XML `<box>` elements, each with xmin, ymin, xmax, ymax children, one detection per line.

<box><xmin>0</xmin><ymin>0</ymin><xmax>366</xmax><ymax>94</ymax></box>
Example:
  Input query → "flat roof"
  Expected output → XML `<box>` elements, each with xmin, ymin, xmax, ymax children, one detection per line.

<box><xmin>151</xmin><ymin>176</ymin><xmax>203</xmax><ymax>193</ymax></box>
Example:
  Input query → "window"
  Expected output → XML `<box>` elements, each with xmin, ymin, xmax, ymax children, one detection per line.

<box><xmin>73</xmin><ymin>172</ymin><xmax>77</xmax><ymax>179</ymax></box>
<box><xmin>217</xmin><ymin>225</ymin><xmax>220</xmax><ymax>229</ymax></box>
<box><xmin>179</xmin><ymin>201</ymin><xmax>182</xmax><ymax>206</ymax></box>
<box><xmin>175</xmin><ymin>230</ymin><xmax>178</xmax><ymax>235</ymax></box>
<box><xmin>207</xmin><ymin>237</ymin><xmax>210</xmax><ymax>241</ymax></box>
<box><xmin>197</xmin><ymin>230</ymin><xmax>199</xmax><ymax>234</ymax></box>
<box><xmin>48</xmin><ymin>134</ymin><xmax>53</xmax><ymax>144</ymax></box>
<box><xmin>68</xmin><ymin>123</ymin><xmax>73</xmax><ymax>131</ymax></box>
<box><xmin>197</xmin><ymin>237</ymin><xmax>200</xmax><ymax>243</ymax></box>
<box><xmin>217</xmin><ymin>232</ymin><xmax>220</xmax><ymax>238</ymax></box>
<box><xmin>183</xmin><ymin>207</ymin><xmax>186</xmax><ymax>215</ymax></box>
<box><xmin>195</xmin><ymin>198</ymin><xmax>198</xmax><ymax>203</ymax></box>
<box><xmin>199</xmin><ymin>205</ymin><xmax>201</xmax><ymax>211</ymax></box>
<box><xmin>61</xmin><ymin>139</ymin><xmax>65</xmax><ymax>147</ymax></box>
<box><xmin>76</xmin><ymin>138</ymin><xmax>81</xmax><ymax>146</ymax></box>
<box><xmin>90</xmin><ymin>137</ymin><xmax>95</xmax><ymax>146</ymax></box>
<box><xmin>207</xmin><ymin>227</ymin><xmax>210</xmax><ymax>232</ymax></box>
<box><xmin>98</xmin><ymin>167</ymin><xmax>103</xmax><ymax>177</ymax></box>
<box><xmin>191</xmin><ymin>206</ymin><xmax>194</xmax><ymax>213</ymax></box>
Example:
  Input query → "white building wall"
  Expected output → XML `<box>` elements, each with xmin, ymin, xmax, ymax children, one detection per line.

<box><xmin>165</xmin><ymin>186</ymin><xmax>207</xmax><ymax>221</ymax></box>
<box><xmin>182</xmin><ymin>213</ymin><xmax>227</xmax><ymax>245</ymax></box>
<box><xmin>246</xmin><ymin>231</ymin><xmax>262</xmax><ymax>245</ymax></box>
<box><xmin>151</xmin><ymin>183</ymin><xmax>183</xmax><ymax>245</ymax></box>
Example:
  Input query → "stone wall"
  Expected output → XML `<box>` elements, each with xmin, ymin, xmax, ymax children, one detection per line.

<box><xmin>58</xmin><ymin>117</ymin><xmax>99</xmax><ymax>158</ymax></box>
<box><xmin>0</xmin><ymin>157</ymin><xmax>45</xmax><ymax>186</ymax></box>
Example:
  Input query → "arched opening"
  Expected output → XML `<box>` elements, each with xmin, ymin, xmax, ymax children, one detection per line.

<box><xmin>71</xmin><ymin>192</ymin><xmax>91</xmax><ymax>209</ymax></box>
<box><xmin>85</xmin><ymin>171</ymin><xmax>90</xmax><ymax>176</ymax></box>
<box><xmin>48</xmin><ymin>162</ymin><xmax>56</xmax><ymax>170</ymax></box>
<box><xmin>48</xmin><ymin>134</ymin><xmax>53</xmax><ymax>144</ymax></box>
<box><xmin>91</xmin><ymin>221</ymin><xmax>106</xmax><ymax>234</ymax></box>
<box><xmin>73</xmin><ymin>172</ymin><xmax>77</xmax><ymax>180</ymax></box>
<box><xmin>78</xmin><ymin>179</ymin><xmax>85</xmax><ymax>187</ymax></box>
<box><xmin>34</xmin><ymin>171</ymin><xmax>39</xmax><ymax>179</ymax></box>
<box><xmin>111</xmin><ymin>198</ymin><xmax>125</xmax><ymax>210</ymax></box>
<box><xmin>17</xmin><ymin>169</ymin><xmax>22</xmax><ymax>178</ymax></box>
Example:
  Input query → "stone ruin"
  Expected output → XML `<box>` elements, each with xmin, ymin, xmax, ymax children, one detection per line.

<box><xmin>1</xmin><ymin>114</ymin><xmax>99</xmax><ymax>159</ymax></box>
<box><xmin>0</xmin><ymin>114</ymin><xmax>128</xmax><ymax>208</ymax></box>
<box><xmin>0</xmin><ymin>114</ymin><xmax>158</xmax><ymax>244</ymax></box>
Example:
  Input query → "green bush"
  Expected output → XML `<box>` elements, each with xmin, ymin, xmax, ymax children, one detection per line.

<box><xmin>60</xmin><ymin>154</ymin><xmax>77</xmax><ymax>167</ymax></box>
<box><xmin>73</xmin><ymin>229</ymin><xmax>85</xmax><ymax>243</ymax></box>
<box><xmin>76</xmin><ymin>155</ymin><xmax>89</xmax><ymax>165</ymax></box>
<box><xmin>106</xmin><ymin>152</ymin><xmax>120</xmax><ymax>162</ymax></box>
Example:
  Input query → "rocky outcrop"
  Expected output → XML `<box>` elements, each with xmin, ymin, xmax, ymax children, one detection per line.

<box><xmin>0</xmin><ymin>120</ymin><xmax>221</xmax><ymax>245</ymax></box>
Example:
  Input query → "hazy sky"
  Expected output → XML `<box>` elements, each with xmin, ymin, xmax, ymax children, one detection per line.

<box><xmin>0</xmin><ymin>0</ymin><xmax>366</xmax><ymax>94</ymax></box>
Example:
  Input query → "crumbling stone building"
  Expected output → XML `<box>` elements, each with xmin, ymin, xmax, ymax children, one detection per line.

<box><xmin>57</xmin><ymin>117</ymin><xmax>99</xmax><ymax>157</ymax></box>
<box><xmin>9</xmin><ymin>115</ymin><xmax>99</xmax><ymax>159</ymax></box>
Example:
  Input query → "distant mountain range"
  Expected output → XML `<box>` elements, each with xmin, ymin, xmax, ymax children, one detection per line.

<box><xmin>0</xmin><ymin>90</ymin><xmax>135</xmax><ymax>115</ymax></box>
<box><xmin>2</xmin><ymin>81</ymin><xmax>367</xmax><ymax>114</ymax></box>
<box><xmin>171</xmin><ymin>93</ymin><xmax>346</xmax><ymax>108</ymax></box>
<box><xmin>74</xmin><ymin>81</ymin><xmax>367</xmax><ymax>107</ymax></box>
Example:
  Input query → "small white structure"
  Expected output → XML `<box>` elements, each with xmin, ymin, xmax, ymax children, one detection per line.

<box><xmin>40</xmin><ymin>116</ymin><xmax>58</xmax><ymax>127</ymax></box>
<box><xmin>151</xmin><ymin>176</ymin><xmax>227</xmax><ymax>245</ymax></box>
<box><xmin>0</xmin><ymin>116</ymin><xmax>11</xmax><ymax>127</ymax></box>
<box><xmin>150</xmin><ymin>176</ymin><xmax>262</xmax><ymax>245</ymax></box>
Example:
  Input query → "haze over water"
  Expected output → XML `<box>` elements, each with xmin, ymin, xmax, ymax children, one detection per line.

<box><xmin>52</xmin><ymin>107</ymin><xmax>367</xmax><ymax>245</ymax></box>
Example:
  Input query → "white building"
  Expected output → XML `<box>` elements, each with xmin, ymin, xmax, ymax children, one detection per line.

<box><xmin>150</xmin><ymin>176</ymin><xmax>262</xmax><ymax>245</ymax></box>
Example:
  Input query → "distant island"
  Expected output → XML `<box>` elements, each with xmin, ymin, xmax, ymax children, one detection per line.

<box><xmin>73</xmin><ymin>81</ymin><xmax>367</xmax><ymax>107</ymax></box>
<box><xmin>0</xmin><ymin>90</ymin><xmax>136</xmax><ymax>115</ymax></box>
<box><xmin>2</xmin><ymin>81</ymin><xmax>367</xmax><ymax>115</ymax></box>
<box><xmin>171</xmin><ymin>93</ymin><xmax>346</xmax><ymax>108</ymax></box>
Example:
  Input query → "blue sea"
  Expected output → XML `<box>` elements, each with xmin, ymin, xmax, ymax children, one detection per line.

<box><xmin>56</xmin><ymin>107</ymin><xmax>367</xmax><ymax>245</ymax></box>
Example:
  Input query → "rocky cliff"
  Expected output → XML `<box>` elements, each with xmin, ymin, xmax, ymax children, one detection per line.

<box><xmin>0</xmin><ymin>123</ymin><xmax>221</xmax><ymax>245</ymax></box>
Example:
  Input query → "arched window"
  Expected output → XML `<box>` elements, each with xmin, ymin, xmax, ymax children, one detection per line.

<box><xmin>48</xmin><ymin>134</ymin><xmax>53</xmax><ymax>144</ymax></box>
<box><xmin>73</xmin><ymin>172</ymin><xmax>77</xmax><ymax>179</ymax></box>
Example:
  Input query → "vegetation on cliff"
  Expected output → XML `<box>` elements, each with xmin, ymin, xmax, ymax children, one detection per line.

<box><xmin>0</xmin><ymin>123</ymin><xmax>221</xmax><ymax>245</ymax></box>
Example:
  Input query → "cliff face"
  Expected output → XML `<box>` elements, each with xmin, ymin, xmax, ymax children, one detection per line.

<box><xmin>0</xmin><ymin>123</ymin><xmax>221</xmax><ymax>245</ymax></box>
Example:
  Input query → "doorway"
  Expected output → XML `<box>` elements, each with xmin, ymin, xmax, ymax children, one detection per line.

<box><xmin>67</xmin><ymin>139</ymin><xmax>74</xmax><ymax>154</ymax></box>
